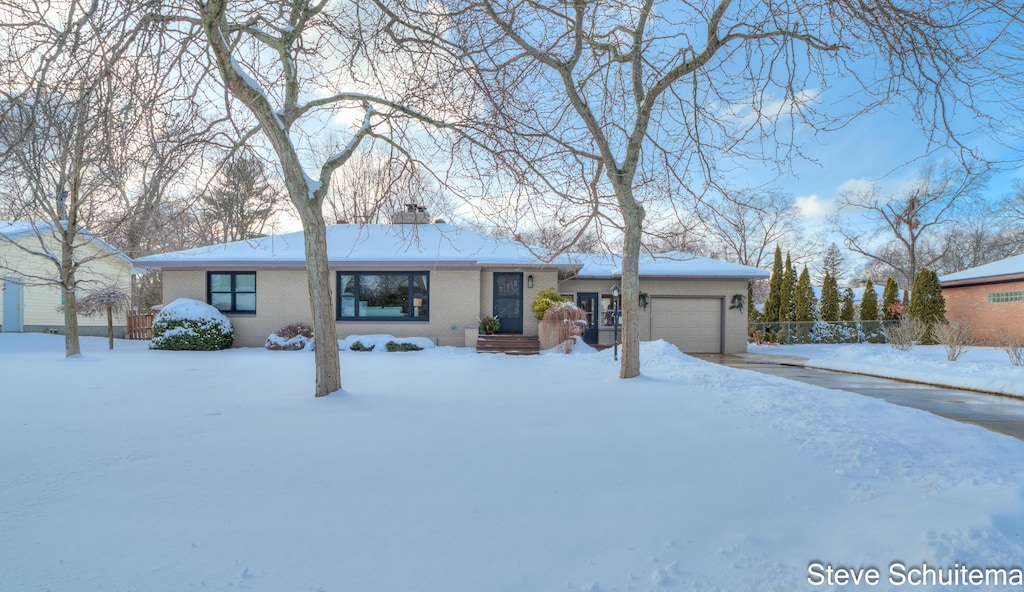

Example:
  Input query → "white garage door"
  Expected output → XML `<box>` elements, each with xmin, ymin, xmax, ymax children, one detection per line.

<box><xmin>651</xmin><ymin>298</ymin><xmax>722</xmax><ymax>354</ymax></box>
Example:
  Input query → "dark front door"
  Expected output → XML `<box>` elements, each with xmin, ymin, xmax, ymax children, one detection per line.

<box><xmin>576</xmin><ymin>292</ymin><xmax>599</xmax><ymax>344</ymax></box>
<box><xmin>493</xmin><ymin>272</ymin><xmax>523</xmax><ymax>334</ymax></box>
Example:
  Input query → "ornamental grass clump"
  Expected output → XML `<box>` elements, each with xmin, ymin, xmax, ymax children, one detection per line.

<box><xmin>541</xmin><ymin>301</ymin><xmax>587</xmax><ymax>353</ymax></box>
<box><xmin>150</xmin><ymin>298</ymin><xmax>234</xmax><ymax>351</ymax></box>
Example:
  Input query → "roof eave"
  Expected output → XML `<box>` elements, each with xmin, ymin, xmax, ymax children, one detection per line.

<box><xmin>941</xmin><ymin>273</ymin><xmax>1024</xmax><ymax>288</ymax></box>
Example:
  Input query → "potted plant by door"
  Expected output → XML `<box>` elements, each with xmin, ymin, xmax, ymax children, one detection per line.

<box><xmin>478</xmin><ymin>315</ymin><xmax>501</xmax><ymax>335</ymax></box>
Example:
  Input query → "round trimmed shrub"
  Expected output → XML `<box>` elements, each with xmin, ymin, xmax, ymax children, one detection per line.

<box><xmin>150</xmin><ymin>298</ymin><xmax>234</xmax><ymax>351</ymax></box>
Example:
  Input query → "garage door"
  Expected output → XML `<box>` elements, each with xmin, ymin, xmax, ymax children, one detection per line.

<box><xmin>651</xmin><ymin>297</ymin><xmax>722</xmax><ymax>354</ymax></box>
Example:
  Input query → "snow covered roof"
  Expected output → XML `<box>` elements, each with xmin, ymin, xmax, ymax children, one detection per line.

<box><xmin>136</xmin><ymin>224</ymin><xmax>573</xmax><ymax>270</ymax></box>
<box><xmin>137</xmin><ymin>224</ymin><xmax>771</xmax><ymax>280</ymax></box>
<box><xmin>569</xmin><ymin>251</ymin><xmax>769</xmax><ymax>280</ymax></box>
<box><xmin>813</xmin><ymin>286</ymin><xmax>871</xmax><ymax>303</ymax></box>
<box><xmin>940</xmin><ymin>253</ymin><xmax>1024</xmax><ymax>286</ymax></box>
<box><xmin>0</xmin><ymin>220</ymin><xmax>135</xmax><ymax>267</ymax></box>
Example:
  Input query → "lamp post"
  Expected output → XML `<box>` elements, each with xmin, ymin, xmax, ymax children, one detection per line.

<box><xmin>611</xmin><ymin>284</ymin><xmax>620</xmax><ymax>361</ymax></box>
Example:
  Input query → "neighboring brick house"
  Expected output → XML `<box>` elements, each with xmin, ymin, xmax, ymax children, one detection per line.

<box><xmin>135</xmin><ymin>223</ymin><xmax>768</xmax><ymax>354</ymax></box>
<box><xmin>940</xmin><ymin>253</ymin><xmax>1024</xmax><ymax>344</ymax></box>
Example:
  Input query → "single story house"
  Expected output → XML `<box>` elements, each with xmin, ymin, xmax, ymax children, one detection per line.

<box><xmin>135</xmin><ymin>223</ymin><xmax>768</xmax><ymax>354</ymax></box>
<box><xmin>1</xmin><ymin>222</ymin><xmax>136</xmax><ymax>336</ymax></box>
<box><xmin>940</xmin><ymin>253</ymin><xmax>1024</xmax><ymax>343</ymax></box>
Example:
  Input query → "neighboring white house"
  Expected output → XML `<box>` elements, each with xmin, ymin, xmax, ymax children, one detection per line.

<box><xmin>0</xmin><ymin>222</ymin><xmax>136</xmax><ymax>337</ymax></box>
<box><xmin>136</xmin><ymin>223</ymin><xmax>769</xmax><ymax>354</ymax></box>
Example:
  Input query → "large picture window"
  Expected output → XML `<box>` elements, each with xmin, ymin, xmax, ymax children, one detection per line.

<box><xmin>208</xmin><ymin>272</ymin><xmax>256</xmax><ymax>314</ymax></box>
<box><xmin>337</xmin><ymin>272</ymin><xmax>429</xmax><ymax>320</ymax></box>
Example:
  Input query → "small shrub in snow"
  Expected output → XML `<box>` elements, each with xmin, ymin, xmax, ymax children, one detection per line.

<box><xmin>883</xmin><ymin>315</ymin><xmax>926</xmax><ymax>352</ymax></box>
<box><xmin>998</xmin><ymin>331</ymin><xmax>1024</xmax><ymax>367</ymax></box>
<box><xmin>935</xmin><ymin>320</ymin><xmax>974</xmax><ymax>362</ymax></box>
<box><xmin>349</xmin><ymin>340</ymin><xmax>374</xmax><ymax>352</ymax></box>
<box><xmin>150</xmin><ymin>298</ymin><xmax>233</xmax><ymax>351</ymax></box>
<box><xmin>266</xmin><ymin>323</ymin><xmax>314</xmax><ymax>351</ymax></box>
<box><xmin>385</xmin><ymin>341</ymin><xmax>423</xmax><ymax>352</ymax></box>
<box><xmin>531</xmin><ymin>288</ymin><xmax>571</xmax><ymax>320</ymax></box>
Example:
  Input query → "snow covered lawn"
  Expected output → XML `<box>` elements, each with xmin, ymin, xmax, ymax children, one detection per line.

<box><xmin>750</xmin><ymin>343</ymin><xmax>1024</xmax><ymax>398</ymax></box>
<box><xmin>3</xmin><ymin>334</ymin><xmax>1024</xmax><ymax>591</ymax></box>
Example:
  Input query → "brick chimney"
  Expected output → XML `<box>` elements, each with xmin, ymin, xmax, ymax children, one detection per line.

<box><xmin>390</xmin><ymin>203</ymin><xmax>432</xmax><ymax>224</ymax></box>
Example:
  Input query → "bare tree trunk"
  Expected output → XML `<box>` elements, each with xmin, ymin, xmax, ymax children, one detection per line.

<box><xmin>106</xmin><ymin>307</ymin><xmax>114</xmax><ymax>350</ymax></box>
<box><xmin>618</xmin><ymin>193</ymin><xmax>645</xmax><ymax>379</ymax></box>
<box><xmin>295</xmin><ymin>202</ymin><xmax>341</xmax><ymax>397</ymax></box>
<box><xmin>61</xmin><ymin>239</ymin><xmax>81</xmax><ymax>357</ymax></box>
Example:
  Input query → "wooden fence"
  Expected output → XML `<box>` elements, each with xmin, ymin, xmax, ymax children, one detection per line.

<box><xmin>126</xmin><ymin>311</ymin><xmax>157</xmax><ymax>340</ymax></box>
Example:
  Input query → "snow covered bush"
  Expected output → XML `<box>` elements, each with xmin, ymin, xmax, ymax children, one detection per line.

<box><xmin>348</xmin><ymin>341</ymin><xmax>374</xmax><ymax>352</ymax></box>
<box><xmin>809</xmin><ymin>321</ymin><xmax>860</xmax><ymax>344</ymax></box>
<box><xmin>385</xmin><ymin>341</ymin><xmax>423</xmax><ymax>352</ymax></box>
<box><xmin>150</xmin><ymin>298</ymin><xmax>234</xmax><ymax>351</ymax></box>
<box><xmin>266</xmin><ymin>323</ymin><xmax>313</xmax><ymax>351</ymax></box>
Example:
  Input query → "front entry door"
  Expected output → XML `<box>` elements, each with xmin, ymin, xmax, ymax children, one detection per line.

<box><xmin>3</xmin><ymin>278</ymin><xmax>24</xmax><ymax>332</ymax></box>
<box><xmin>576</xmin><ymin>292</ymin><xmax>599</xmax><ymax>344</ymax></box>
<box><xmin>493</xmin><ymin>272</ymin><xmax>523</xmax><ymax>334</ymax></box>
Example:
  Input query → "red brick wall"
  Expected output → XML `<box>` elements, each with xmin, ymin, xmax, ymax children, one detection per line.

<box><xmin>943</xmin><ymin>280</ymin><xmax>1024</xmax><ymax>344</ymax></box>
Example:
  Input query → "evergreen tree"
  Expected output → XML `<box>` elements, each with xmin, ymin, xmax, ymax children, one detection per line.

<box><xmin>201</xmin><ymin>153</ymin><xmax>283</xmax><ymax>244</ymax></box>
<box><xmin>786</xmin><ymin>255</ymin><xmax>798</xmax><ymax>320</ymax></box>
<box><xmin>820</xmin><ymin>272</ymin><xmax>840</xmax><ymax>322</ymax></box>
<box><xmin>909</xmin><ymin>268</ymin><xmax>946</xmax><ymax>343</ymax></box>
<box><xmin>764</xmin><ymin>245</ymin><xmax>784</xmax><ymax>322</ymax></box>
<box><xmin>779</xmin><ymin>253</ymin><xmax>795</xmax><ymax>321</ymax></box>
<box><xmin>747</xmin><ymin>281</ymin><xmax>759</xmax><ymax>323</ymax></box>
<box><xmin>816</xmin><ymin>242</ymin><xmax>847</xmax><ymax>285</ymax></box>
<box><xmin>794</xmin><ymin>266</ymin><xmax>816</xmax><ymax>322</ymax></box>
<box><xmin>840</xmin><ymin>288</ymin><xmax>856</xmax><ymax>321</ymax></box>
<box><xmin>860</xmin><ymin>280</ymin><xmax>879</xmax><ymax>321</ymax></box>
<box><xmin>882</xmin><ymin>277</ymin><xmax>900</xmax><ymax>320</ymax></box>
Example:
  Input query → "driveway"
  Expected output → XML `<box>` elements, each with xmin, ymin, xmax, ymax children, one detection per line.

<box><xmin>697</xmin><ymin>353</ymin><xmax>1024</xmax><ymax>442</ymax></box>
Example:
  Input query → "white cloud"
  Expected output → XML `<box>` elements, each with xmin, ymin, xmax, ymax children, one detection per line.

<box><xmin>837</xmin><ymin>178</ymin><xmax>875</xmax><ymax>194</ymax></box>
<box><xmin>794</xmin><ymin>194</ymin><xmax>834</xmax><ymax>219</ymax></box>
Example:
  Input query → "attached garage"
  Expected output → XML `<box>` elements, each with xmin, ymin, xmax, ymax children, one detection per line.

<box><xmin>558</xmin><ymin>252</ymin><xmax>768</xmax><ymax>355</ymax></box>
<box><xmin>650</xmin><ymin>297</ymin><xmax>724</xmax><ymax>354</ymax></box>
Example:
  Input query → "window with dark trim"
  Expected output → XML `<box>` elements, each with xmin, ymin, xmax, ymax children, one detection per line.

<box><xmin>337</xmin><ymin>272</ymin><xmax>429</xmax><ymax>320</ymax></box>
<box><xmin>208</xmin><ymin>272</ymin><xmax>256</xmax><ymax>314</ymax></box>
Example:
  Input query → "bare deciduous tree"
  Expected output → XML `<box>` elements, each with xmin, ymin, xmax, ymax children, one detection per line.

<box><xmin>831</xmin><ymin>163</ymin><xmax>987</xmax><ymax>288</ymax></box>
<box><xmin>325</xmin><ymin>148</ymin><xmax>452</xmax><ymax>225</ymax></box>
<box><xmin>0</xmin><ymin>0</ymin><xmax>156</xmax><ymax>356</ymax></box>
<box><xmin>152</xmin><ymin>0</ymin><xmax>461</xmax><ymax>396</ymax></box>
<box><xmin>701</xmin><ymin>189</ymin><xmax>801</xmax><ymax>268</ymax></box>
<box><xmin>376</xmin><ymin>0</ymin><xmax>1015</xmax><ymax>378</ymax></box>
